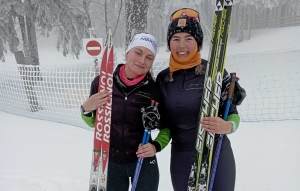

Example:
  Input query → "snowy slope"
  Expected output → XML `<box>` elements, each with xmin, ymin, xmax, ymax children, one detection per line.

<box><xmin>0</xmin><ymin>112</ymin><xmax>299</xmax><ymax>191</ymax></box>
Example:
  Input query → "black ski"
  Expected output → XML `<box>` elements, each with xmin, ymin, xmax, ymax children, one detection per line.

<box><xmin>187</xmin><ymin>0</ymin><xmax>234</xmax><ymax>190</ymax></box>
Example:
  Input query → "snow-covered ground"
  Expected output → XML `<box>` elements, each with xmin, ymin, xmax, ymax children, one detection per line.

<box><xmin>1</xmin><ymin>26</ymin><xmax>300</xmax><ymax>191</ymax></box>
<box><xmin>0</xmin><ymin>112</ymin><xmax>299</xmax><ymax>191</ymax></box>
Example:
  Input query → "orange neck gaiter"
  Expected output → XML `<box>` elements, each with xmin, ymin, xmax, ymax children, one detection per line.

<box><xmin>169</xmin><ymin>46</ymin><xmax>202</xmax><ymax>73</ymax></box>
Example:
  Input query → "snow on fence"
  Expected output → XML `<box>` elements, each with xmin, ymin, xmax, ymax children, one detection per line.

<box><xmin>0</xmin><ymin>48</ymin><xmax>299</xmax><ymax>130</ymax></box>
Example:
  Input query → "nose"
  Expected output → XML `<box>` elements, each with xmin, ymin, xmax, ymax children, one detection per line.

<box><xmin>139</xmin><ymin>55</ymin><xmax>146</xmax><ymax>65</ymax></box>
<box><xmin>178</xmin><ymin>39</ymin><xmax>185</xmax><ymax>48</ymax></box>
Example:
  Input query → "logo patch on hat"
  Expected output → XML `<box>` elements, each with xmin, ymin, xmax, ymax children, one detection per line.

<box><xmin>177</xmin><ymin>19</ymin><xmax>187</xmax><ymax>27</ymax></box>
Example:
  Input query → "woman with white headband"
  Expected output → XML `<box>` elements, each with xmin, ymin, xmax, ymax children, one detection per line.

<box><xmin>81</xmin><ymin>33</ymin><xmax>161</xmax><ymax>191</ymax></box>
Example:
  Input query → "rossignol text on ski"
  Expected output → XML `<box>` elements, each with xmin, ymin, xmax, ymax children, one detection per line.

<box><xmin>89</xmin><ymin>27</ymin><xmax>114</xmax><ymax>191</ymax></box>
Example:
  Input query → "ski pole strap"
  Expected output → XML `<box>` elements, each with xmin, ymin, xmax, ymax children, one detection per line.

<box><xmin>231</xmin><ymin>72</ymin><xmax>246</xmax><ymax>106</ymax></box>
<box><xmin>141</xmin><ymin>100</ymin><xmax>160</xmax><ymax>130</ymax></box>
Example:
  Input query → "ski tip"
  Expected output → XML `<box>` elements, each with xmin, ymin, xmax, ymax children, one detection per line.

<box><xmin>215</xmin><ymin>0</ymin><xmax>224</xmax><ymax>11</ymax></box>
<box><xmin>224</xmin><ymin>0</ymin><xmax>233</xmax><ymax>6</ymax></box>
<box><xmin>104</xmin><ymin>29</ymin><xmax>109</xmax><ymax>47</ymax></box>
<box><xmin>108</xmin><ymin>27</ymin><xmax>113</xmax><ymax>48</ymax></box>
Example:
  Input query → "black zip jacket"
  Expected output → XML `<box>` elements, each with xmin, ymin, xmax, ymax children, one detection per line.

<box><xmin>88</xmin><ymin>64</ymin><xmax>160</xmax><ymax>164</ymax></box>
<box><xmin>156</xmin><ymin>59</ymin><xmax>238</xmax><ymax>152</ymax></box>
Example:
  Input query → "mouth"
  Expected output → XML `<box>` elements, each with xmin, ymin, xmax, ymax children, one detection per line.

<box><xmin>134</xmin><ymin>64</ymin><xmax>145</xmax><ymax>69</ymax></box>
<box><xmin>177</xmin><ymin>51</ymin><xmax>189</xmax><ymax>57</ymax></box>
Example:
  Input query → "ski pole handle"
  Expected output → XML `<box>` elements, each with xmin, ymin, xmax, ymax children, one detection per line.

<box><xmin>223</xmin><ymin>73</ymin><xmax>236</xmax><ymax>120</ymax></box>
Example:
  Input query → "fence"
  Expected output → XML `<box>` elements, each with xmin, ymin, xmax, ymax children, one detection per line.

<box><xmin>0</xmin><ymin>48</ymin><xmax>299</xmax><ymax>129</ymax></box>
<box><xmin>255</xmin><ymin>16</ymin><xmax>300</xmax><ymax>29</ymax></box>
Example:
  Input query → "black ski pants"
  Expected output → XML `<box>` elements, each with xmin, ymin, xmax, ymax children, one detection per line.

<box><xmin>170</xmin><ymin>135</ymin><xmax>236</xmax><ymax>191</ymax></box>
<box><xmin>107</xmin><ymin>155</ymin><xmax>159</xmax><ymax>191</ymax></box>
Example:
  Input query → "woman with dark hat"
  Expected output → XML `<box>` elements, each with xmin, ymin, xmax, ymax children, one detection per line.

<box><xmin>151</xmin><ymin>8</ymin><xmax>240</xmax><ymax>191</ymax></box>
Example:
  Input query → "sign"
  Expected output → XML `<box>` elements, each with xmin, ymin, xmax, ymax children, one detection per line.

<box><xmin>82</xmin><ymin>38</ymin><xmax>103</xmax><ymax>58</ymax></box>
<box><xmin>86</xmin><ymin>40</ymin><xmax>102</xmax><ymax>56</ymax></box>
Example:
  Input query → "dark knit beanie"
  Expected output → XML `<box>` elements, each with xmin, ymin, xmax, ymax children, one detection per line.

<box><xmin>167</xmin><ymin>16</ymin><xmax>204</xmax><ymax>51</ymax></box>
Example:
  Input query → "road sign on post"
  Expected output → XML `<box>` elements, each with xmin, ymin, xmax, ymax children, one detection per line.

<box><xmin>82</xmin><ymin>38</ymin><xmax>103</xmax><ymax>58</ymax></box>
<box><xmin>86</xmin><ymin>40</ymin><xmax>102</xmax><ymax>56</ymax></box>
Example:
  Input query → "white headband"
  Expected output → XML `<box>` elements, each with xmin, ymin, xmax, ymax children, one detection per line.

<box><xmin>125</xmin><ymin>33</ymin><xmax>158</xmax><ymax>56</ymax></box>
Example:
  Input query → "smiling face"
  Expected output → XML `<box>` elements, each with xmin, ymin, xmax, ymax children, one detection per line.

<box><xmin>169</xmin><ymin>32</ymin><xmax>197</xmax><ymax>58</ymax></box>
<box><xmin>125</xmin><ymin>46</ymin><xmax>155</xmax><ymax>78</ymax></box>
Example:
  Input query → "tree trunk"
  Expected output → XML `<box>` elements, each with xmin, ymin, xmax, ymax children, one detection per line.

<box><xmin>25</xmin><ymin>0</ymin><xmax>40</xmax><ymax>65</ymax></box>
<box><xmin>7</xmin><ymin>7</ymin><xmax>19</xmax><ymax>54</ymax></box>
<box><xmin>280</xmin><ymin>2</ymin><xmax>286</xmax><ymax>27</ymax></box>
<box><xmin>15</xmin><ymin>51</ymin><xmax>40</xmax><ymax>112</ymax></box>
<box><xmin>83</xmin><ymin>0</ymin><xmax>92</xmax><ymax>38</ymax></box>
<box><xmin>125</xmin><ymin>0</ymin><xmax>149</xmax><ymax>50</ymax></box>
<box><xmin>18</xmin><ymin>15</ymin><xmax>31</xmax><ymax>65</ymax></box>
<box><xmin>17</xmin><ymin>0</ymin><xmax>40</xmax><ymax>111</ymax></box>
<box><xmin>265</xmin><ymin>7</ymin><xmax>270</xmax><ymax>28</ymax></box>
<box><xmin>0</xmin><ymin>38</ymin><xmax>4</xmax><ymax>61</ymax></box>
<box><xmin>231</xmin><ymin>2</ymin><xmax>239</xmax><ymax>39</ymax></box>
<box><xmin>237</xmin><ymin>4</ymin><xmax>244</xmax><ymax>42</ymax></box>
<box><xmin>247</xmin><ymin>5</ymin><xmax>251</xmax><ymax>40</ymax></box>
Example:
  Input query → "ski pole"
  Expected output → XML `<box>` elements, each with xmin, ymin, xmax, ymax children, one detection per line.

<box><xmin>208</xmin><ymin>73</ymin><xmax>236</xmax><ymax>191</ymax></box>
<box><xmin>131</xmin><ymin>100</ymin><xmax>159</xmax><ymax>191</ymax></box>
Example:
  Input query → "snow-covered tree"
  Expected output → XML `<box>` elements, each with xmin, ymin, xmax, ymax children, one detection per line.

<box><xmin>0</xmin><ymin>0</ymin><xmax>91</xmax><ymax>63</ymax></box>
<box><xmin>0</xmin><ymin>1</ymin><xmax>19</xmax><ymax>60</ymax></box>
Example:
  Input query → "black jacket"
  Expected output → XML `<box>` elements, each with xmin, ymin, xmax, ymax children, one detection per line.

<box><xmin>156</xmin><ymin>59</ymin><xmax>238</xmax><ymax>152</ymax></box>
<box><xmin>89</xmin><ymin>64</ymin><xmax>160</xmax><ymax>163</ymax></box>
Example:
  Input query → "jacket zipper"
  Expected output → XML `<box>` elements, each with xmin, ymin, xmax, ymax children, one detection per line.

<box><xmin>182</xmin><ymin>70</ymin><xmax>186</xmax><ymax>89</ymax></box>
<box><xmin>121</xmin><ymin>81</ymin><xmax>148</xmax><ymax>163</ymax></box>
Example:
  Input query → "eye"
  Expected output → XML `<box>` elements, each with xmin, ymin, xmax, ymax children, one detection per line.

<box><xmin>135</xmin><ymin>51</ymin><xmax>141</xmax><ymax>55</ymax></box>
<box><xmin>147</xmin><ymin>57</ymin><xmax>153</xmax><ymax>61</ymax></box>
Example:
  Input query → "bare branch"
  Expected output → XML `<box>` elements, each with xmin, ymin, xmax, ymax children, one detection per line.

<box><xmin>113</xmin><ymin>0</ymin><xmax>123</xmax><ymax>36</ymax></box>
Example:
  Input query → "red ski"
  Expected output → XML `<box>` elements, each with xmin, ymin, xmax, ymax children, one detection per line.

<box><xmin>99</xmin><ymin>27</ymin><xmax>113</xmax><ymax>191</ymax></box>
<box><xmin>89</xmin><ymin>27</ymin><xmax>113</xmax><ymax>191</ymax></box>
